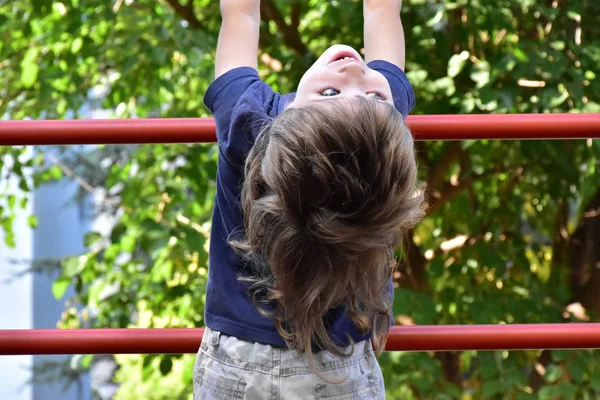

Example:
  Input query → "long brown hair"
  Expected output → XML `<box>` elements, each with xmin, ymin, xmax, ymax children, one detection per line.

<box><xmin>232</xmin><ymin>97</ymin><xmax>424</xmax><ymax>370</ymax></box>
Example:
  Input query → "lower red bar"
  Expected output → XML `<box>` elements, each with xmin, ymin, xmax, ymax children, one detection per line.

<box><xmin>0</xmin><ymin>114</ymin><xmax>599</xmax><ymax>145</ymax></box>
<box><xmin>1</xmin><ymin>324</ymin><xmax>599</xmax><ymax>355</ymax></box>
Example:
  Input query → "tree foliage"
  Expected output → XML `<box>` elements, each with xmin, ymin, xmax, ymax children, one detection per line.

<box><xmin>2</xmin><ymin>0</ymin><xmax>600</xmax><ymax>398</ymax></box>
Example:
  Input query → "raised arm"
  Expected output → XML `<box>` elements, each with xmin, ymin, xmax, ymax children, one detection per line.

<box><xmin>215</xmin><ymin>0</ymin><xmax>261</xmax><ymax>79</ymax></box>
<box><xmin>363</xmin><ymin>0</ymin><xmax>405</xmax><ymax>70</ymax></box>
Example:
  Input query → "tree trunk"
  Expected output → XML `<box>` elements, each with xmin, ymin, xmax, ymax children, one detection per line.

<box><xmin>570</xmin><ymin>189</ymin><xmax>600</xmax><ymax>317</ymax></box>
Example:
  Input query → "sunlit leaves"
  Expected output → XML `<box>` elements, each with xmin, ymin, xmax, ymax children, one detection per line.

<box><xmin>448</xmin><ymin>51</ymin><xmax>470</xmax><ymax>78</ymax></box>
<box><xmin>20</xmin><ymin>48</ymin><xmax>41</xmax><ymax>88</ymax></box>
<box><xmin>52</xmin><ymin>277</ymin><xmax>71</xmax><ymax>300</ymax></box>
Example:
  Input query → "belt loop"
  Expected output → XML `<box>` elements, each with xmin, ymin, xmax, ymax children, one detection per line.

<box><xmin>211</xmin><ymin>330</ymin><xmax>221</xmax><ymax>346</ymax></box>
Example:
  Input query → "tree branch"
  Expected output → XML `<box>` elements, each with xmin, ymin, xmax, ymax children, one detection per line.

<box><xmin>396</xmin><ymin>230</ymin><xmax>429</xmax><ymax>292</ymax></box>
<box><xmin>260</xmin><ymin>0</ymin><xmax>309</xmax><ymax>56</ymax></box>
<box><xmin>569</xmin><ymin>189</ymin><xmax>600</xmax><ymax>315</ymax></box>
<box><xmin>291</xmin><ymin>2</ymin><xmax>302</xmax><ymax>30</ymax></box>
<box><xmin>528</xmin><ymin>350</ymin><xmax>553</xmax><ymax>391</ymax></box>
<box><xmin>428</xmin><ymin>142</ymin><xmax>463</xmax><ymax>195</ymax></box>
<box><xmin>184</xmin><ymin>0</ymin><xmax>194</xmax><ymax>16</ymax></box>
<box><xmin>549</xmin><ymin>199</ymin><xmax>570</xmax><ymax>289</ymax></box>
<box><xmin>164</xmin><ymin>0</ymin><xmax>204</xmax><ymax>30</ymax></box>
<box><xmin>427</xmin><ymin>169</ymin><xmax>500</xmax><ymax>216</ymax></box>
<box><xmin>427</xmin><ymin>233</ymin><xmax>483</xmax><ymax>260</ymax></box>
<box><xmin>435</xmin><ymin>352</ymin><xmax>462</xmax><ymax>388</ymax></box>
<box><xmin>426</xmin><ymin>142</ymin><xmax>466</xmax><ymax>210</ymax></box>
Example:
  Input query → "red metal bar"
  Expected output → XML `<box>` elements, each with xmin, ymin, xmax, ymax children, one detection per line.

<box><xmin>1</xmin><ymin>114</ymin><xmax>599</xmax><ymax>145</ymax></box>
<box><xmin>1</xmin><ymin>324</ymin><xmax>600</xmax><ymax>355</ymax></box>
<box><xmin>0</xmin><ymin>118</ymin><xmax>216</xmax><ymax>146</ymax></box>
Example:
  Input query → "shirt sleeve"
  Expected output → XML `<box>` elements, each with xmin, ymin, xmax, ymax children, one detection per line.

<box><xmin>204</xmin><ymin>67</ymin><xmax>280</xmax><ymax>171</ymax></box>
<box><xmin>367</xmin><ymin>60</ymin><xmax>416</xmax><ymax>118</ymax></box>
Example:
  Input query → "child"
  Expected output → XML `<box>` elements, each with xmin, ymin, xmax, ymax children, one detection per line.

<box><xmin>194</xmin><ymin>0</ymin><xmax>424</xmax><ymax>398</ymax></box>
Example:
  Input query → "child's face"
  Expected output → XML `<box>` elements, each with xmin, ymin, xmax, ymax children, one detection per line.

<box><xmin>288</xmin><ymin>45</ymin><xmax>394</xmax><ymax>109</ymax></box>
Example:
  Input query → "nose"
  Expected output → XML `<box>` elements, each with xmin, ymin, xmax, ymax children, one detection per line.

<box><xmin>337</xmin><ymin>61</ymin><xmax>366</xmax><ymax>77</ymax></box>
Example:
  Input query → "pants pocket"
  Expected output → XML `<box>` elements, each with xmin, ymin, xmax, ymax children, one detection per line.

<box><xmin>194</xmin><ymin>366</ymin><xmax>247</xmax><ymax>400</ymax></box>
<box><xmin>313</xmin><ymin>373</ymin><xmax>382</xmax><ymax>400</ymax></box>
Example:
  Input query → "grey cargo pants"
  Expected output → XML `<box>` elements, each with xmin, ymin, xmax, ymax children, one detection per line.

<box><xmin>193</xmin><ymin>328</ymin><xmax>386</xmax><ymax>399</ymax></box>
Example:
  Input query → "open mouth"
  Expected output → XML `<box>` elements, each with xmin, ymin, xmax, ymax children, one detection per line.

<box><xmin>327</xmin><ymin>51</ymin><xmax>360</xmax><ymax>65</ymax></box>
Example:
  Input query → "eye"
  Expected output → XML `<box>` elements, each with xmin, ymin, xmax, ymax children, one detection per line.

<box><xmin>319</xmin><ymin>87</ymin><xmax>340</xmax><ymax>97</ymax></box>
<box><xmin>368</xmin><ymin>92</ymin><xmax>386</xmax><ymax>101</ymax></box>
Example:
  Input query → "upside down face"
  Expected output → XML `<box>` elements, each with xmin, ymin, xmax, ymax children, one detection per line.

<box><xmin>288</xmin><ymin>44</ymin><xmax>394</xmax><ymax>109</ymax></box>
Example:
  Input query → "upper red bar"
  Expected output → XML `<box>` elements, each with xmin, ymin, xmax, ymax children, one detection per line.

<box><xmin>1</xmin><ymin>324</ymin><xmax>600</xmax><ymax>355</ymax></box>
<box><xmin>1</xmin><ymin>114</ymin><xmax>599</xmax><ymax>145</ymax></box>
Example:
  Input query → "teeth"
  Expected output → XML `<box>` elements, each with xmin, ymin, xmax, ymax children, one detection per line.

<box><xmin>331</xmin><ymin>55</ymin><xmax>355</xmax><ymax>63</ymax></box>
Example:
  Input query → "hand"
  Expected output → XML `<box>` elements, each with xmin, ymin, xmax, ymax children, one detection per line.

<box><xmin>220</xmin><ymin>0</ymin><xmax>260</xmax><ymax>18</ymax></box>
<box><xmin>364</xmin><ymin>0</ymin><xmax>402</xmax><ymax>13</ymax></box>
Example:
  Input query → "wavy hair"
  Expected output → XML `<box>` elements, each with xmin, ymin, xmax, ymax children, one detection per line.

<box><xmin>232</xmin><ymin>97</ymin><xmax>424</xmax><ymax>372</ymax></box>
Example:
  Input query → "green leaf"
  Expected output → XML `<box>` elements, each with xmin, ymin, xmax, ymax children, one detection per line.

<box><xmin>27</xmin><ymin>215</ymin><xmax>39</xmax><ymax>228</ymax></box>
<box><xmin>159</xmin><ymin>356</ymin><xmax>173</xmax><ymax>376</ymax></box>
<box><xmin>103</xmin><ymin>244</ymin><xmax>121</xmax><ymax>263</ymax></box>
<box><xmin>513</xmin><ymin>48</ymin><xmax>529</xmax><ymax>62</ymax></box>
<box><xmin>52</xmin><ymin>277</ymin><xmax>71</xmax><ymax>300</ymax></box>
<box><xmin>142</xmin><ymin>355</ymin><xmax>156</xmax><ymax>370</ymax></box>
<box><xmin>482</xmin><ymin>379</ymin><xmax>505</xmax><ymax>398</ymax></box>
<box><xmin>121</xmin><ymin>235</ymin><xmax>137</xmax><ymax>253</ymax></box>
<box><xmin>186</xmin><ymin>48</ymin><xmax>204</xmax><ymax>65</ymax></box>
<box><xmin>142</xmin><ymin>361</ymin><xmax>154</xmax><ymax>381</ymax></box>
<box><xmin>63</xmin><ymin>256</ymin><xmax>86</xmax><ymax>277</ymax></box>
<box><xmin>544</xmin><ymin>364</ymin><xmax>563</xmax><ymax>383</ymax></box>
<box><xmin>589</xmin><ymin>373</ymin><xmax>600</xmax><ymax>391</ymax></box>
<box><xmin>18</xmin><ymin>179</ymin><xmax>29</xmax><ymax>192</ymax></box>
<box><xmin>552</xmin><ymin>350</ymin><xmax>569</xmax><ymax>362</ymax></box>
<box><xmin>71</xmin><ymin>37</ymin><xmax>83</xmax><ymax>53</ymax></box>
<box><xmin>426</xmin><ymin>8</ymin><xmax>444</xmax><ymax>27</ymax></box>
<box><xmin>548</xmin><ymin>88</ymin><xmax>569</xmax><ymax>107</ymax></box>
<box><xmin>3</xmin><ymin>232</ymin><xmax>16</xmax><ymax>248</ymax></box>
<box><xmin>84</xmin><ymin>232</ymin><xmax>104</xmax><ymax>248</ymax></box>
<box><xmin>567</xmin><ymin>358</ymin><xmax>586</xmax><ymax>383</ymax></box>
<box><xmin>22</xmin><ymin>47</ymin><xmax>40</xmax><ymax>63</ymax></box>
<box><xmin>539</xmin><ymin>385</ymin><xmax>560</xmax><ymax>400</ymax></box>
<box><xmin>448</xmin><ymin>51</ymin><xmax>470</xmax><ymax>78</ymax></box>
<box><xmin>516</xmin><ymin>393</ymin><xmax>536</xmax><ymax>400</ymax></box>
<box><xmin>539</xmin><ymin>382</ymin><xmax>578</xmax><ymax>400</ymax></box>
<box><xmin>48</xmin><ymin>165</ymin><xmax>63</xmax><ymax>180</ymax></box>
<box><xmin>556</xmin><ymin>382</ymin><xmax>577</xmax><ymax>399</ymax></box>
<box><xmin>20</xmin><ymin>48</ymin><xmax>41</xmax><ymax>88</ymax></box>
<box><xmin>80</xmin><ymin>354</ymin><xmax>93</xmax><ymax>369</ymax></box>
<box><xmin>480</xmin><ymin>354</ymin><xmax>498</xmax><ymax>380</ymax></box>
<box><xmin>471</xmin><ymin>61</ymin><xmax>491</xmax><ymax>88</ymax></box>
<box><xmin>7</xmin><ymin>195</ymin><xmax>16</xmax><ymax>209</ymax></box>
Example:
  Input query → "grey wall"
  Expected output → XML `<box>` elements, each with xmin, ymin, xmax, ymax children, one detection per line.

<box><xmin>31</xmin><ymin>178</ymin><xmax>92</xmax><ymax>400</ymax></box>
<box><xmin>0</xmin><ymin>176</ymin><xmax>33</xmax><ymax>400</ymax></box>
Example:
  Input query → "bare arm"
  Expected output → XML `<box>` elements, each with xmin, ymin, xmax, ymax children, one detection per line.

<box><xmin>363</xmin><ymin>0</ymin><xmax>405</xmax><ymax>70</ymax></box>
<box><xmin>215</xmin><ymin>0</ymin><xmax>261</xmax><ymax>79</ymax></box>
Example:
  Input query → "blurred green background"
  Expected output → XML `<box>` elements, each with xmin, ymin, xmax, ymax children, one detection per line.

<box><xmin>1</xmin><ymin>0</ymin><xmax>600</xmax><ymax>398</ymax></box>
